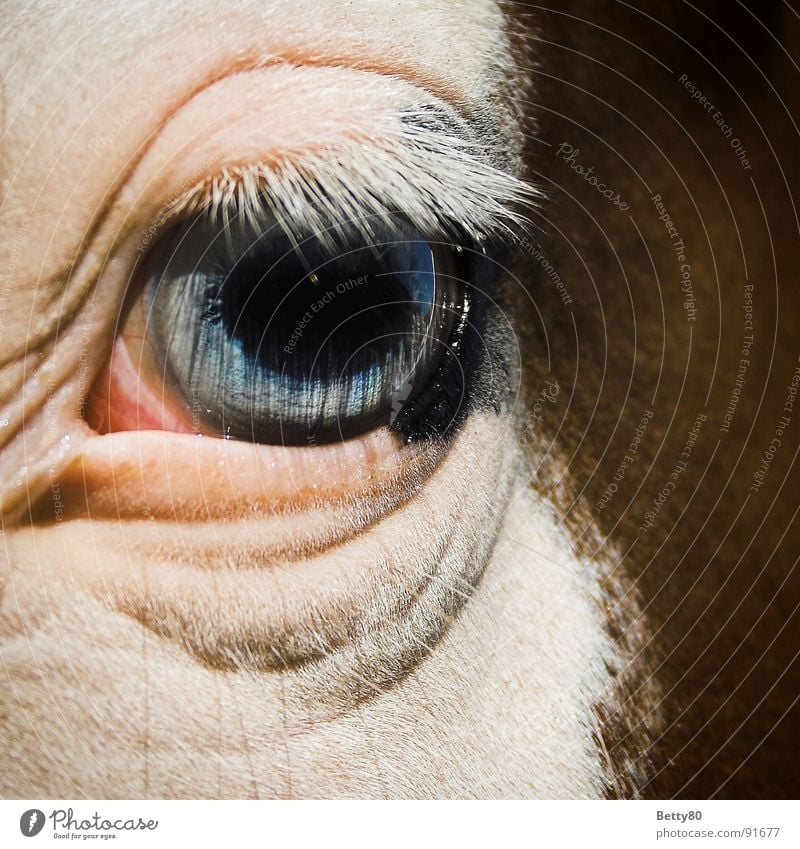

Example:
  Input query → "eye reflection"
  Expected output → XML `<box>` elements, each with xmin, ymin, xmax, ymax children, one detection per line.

<box><xmin>145</xmin><ymin>212</ymin><xmax>468</xmax><ymax>445</ymax></box>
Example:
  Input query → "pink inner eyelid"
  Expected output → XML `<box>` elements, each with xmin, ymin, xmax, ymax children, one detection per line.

<box><xmin>84</xmin><ymin>333</ymin><xmax>193</xmax><ymax>436</ymax></box>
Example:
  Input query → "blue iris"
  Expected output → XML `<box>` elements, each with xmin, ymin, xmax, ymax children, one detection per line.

<box><xmin>145</xmin><ymin>213</ymin><xmax>462</xmax><ymax>445</ymax></box>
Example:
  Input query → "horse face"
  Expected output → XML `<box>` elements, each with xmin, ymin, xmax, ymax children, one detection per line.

<box><xmin>1</xmin><ymin>0</ymin><xmax>797</xmax><ymax>798</ymax></box>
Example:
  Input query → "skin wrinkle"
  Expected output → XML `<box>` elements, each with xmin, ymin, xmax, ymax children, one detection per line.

<box><xmin>0</xmin><ymin>0</ymin><xmax>646</xmax><ymax>798</ymax></box>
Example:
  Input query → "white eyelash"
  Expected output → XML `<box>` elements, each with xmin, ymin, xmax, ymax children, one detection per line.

<box><xmin>166</xmin><ymin>109</ymin><xmax>541</xmax><ymax>248</ymax></box>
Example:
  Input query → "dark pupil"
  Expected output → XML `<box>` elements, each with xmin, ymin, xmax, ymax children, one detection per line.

<box><xmin>148</xmin><ymin>215</ymin><xmax>459</xmax><ymax>445</ymax></box>
<box><xmin>225</xmin><ymin>240</ymin><xmax>435</xmax><ymax>392</ymax></box>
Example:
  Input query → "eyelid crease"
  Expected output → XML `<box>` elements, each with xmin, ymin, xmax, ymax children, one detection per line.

<box><xmin>163</xmin><ymin>107</ymin><xmax>542</xmax><ymax>249</ymax></box>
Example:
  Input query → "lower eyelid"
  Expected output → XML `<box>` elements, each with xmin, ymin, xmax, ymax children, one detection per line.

<box><xmin>54</xmin><ymin>424</ymin><xmax>431</xmax><ymax>522</ymax></box>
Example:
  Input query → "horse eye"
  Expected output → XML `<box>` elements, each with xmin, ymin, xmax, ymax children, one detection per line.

<box><xmin>142</xmin><ymin>210</ymin><xmax>478</xmax><ymax>445</ymax></box>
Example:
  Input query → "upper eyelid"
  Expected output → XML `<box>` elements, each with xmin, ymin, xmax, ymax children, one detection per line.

<box><xmin>162</xmin><ymin>104</ymin><xmax>541</xmax><ymax>250</ymax></box>
<box><xmin>0</xmin><ymin>66</ymin><xmax>536</xmax><ymax>382</ymax></box>
<box><xmin>0</xmin><ymin>64</ymin><xmax>540</xmax><ymax>388</ymax></box>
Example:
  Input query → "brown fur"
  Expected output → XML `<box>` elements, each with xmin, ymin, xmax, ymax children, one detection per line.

<box><xmin>512</xmin><ymin>0</ymin><xmax>800</xmax><ymax>797</ymax></box>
